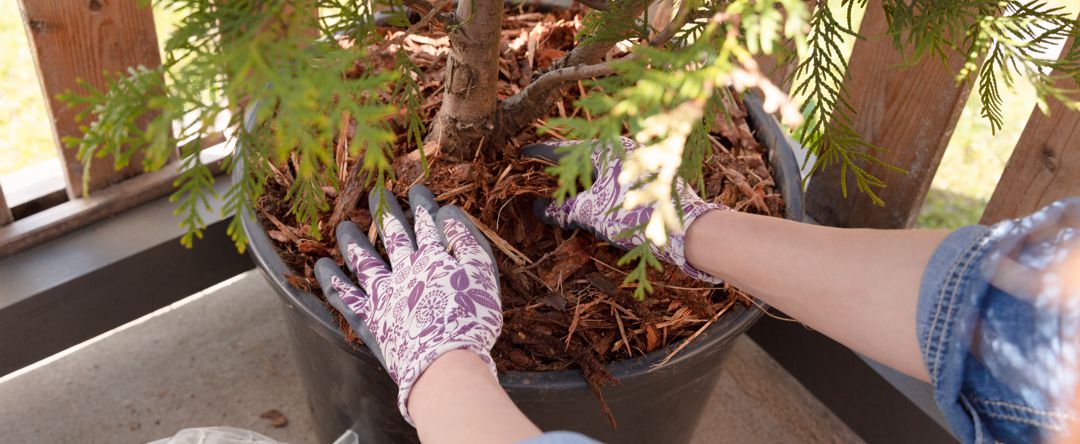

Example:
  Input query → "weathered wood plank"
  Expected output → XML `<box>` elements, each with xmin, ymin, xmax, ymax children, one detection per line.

<box><xmin>980</xmin><ymin>38</ymin><xmax>1080</xmax><ymax>224</ymax></box>
<box><xmin>648</xmin><ymin>0</ymin><xmax>673</xmax><ymax>39</ymax></box>
<box><xmin>0</xmin><ymin>147</ymin><xmax>227</xmax><ymax>258</ymax></box>
<box><xmin>0</xmin><ymin>187</ymin><xmax>12</xmax><ymax>226</ymax></box>
<box><xmin>752</xmin><ymin>0</ymin><xmax>815</xmax><ymax>94</ymax></box>
<box><xmin>17</xmin><ymin>0</ymin><xmax>162</xmax><ymax>198</ymax></box>
<box><xmin>805</xmin><ymin>1</ymin><xmax>972</xmax><ymax>228</ymax></box>
<box><xmin>754</xmin><ymin>51</ymin><xmax>798</xmax><ymax>94</ymax></box>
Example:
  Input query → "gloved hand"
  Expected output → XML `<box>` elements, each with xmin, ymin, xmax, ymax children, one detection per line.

<box><xmin>314</xmin><ymin>184</ymin><xmax>502</xmax><ymax>425</ymax></box>
<box><xmin>524</xmin><ymin>137</ymin><xmax>728</xmax><ymax>283</ymax></box>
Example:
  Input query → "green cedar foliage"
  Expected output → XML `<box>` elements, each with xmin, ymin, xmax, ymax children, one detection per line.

<box><xmin>65</xmin><ymin>0</ymin><xmax>1080</xmax><ymax>296</ymax></box>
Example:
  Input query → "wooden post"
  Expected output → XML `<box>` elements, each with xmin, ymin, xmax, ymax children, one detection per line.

<box><xmin>0</xmin><ymin>188</ymin><xmax>12</xmax><ymax>227</ymax></box>
<box><xmin>752</xmin><ymin>2</ymin><xmax>815</xmax><ymax>93</ymax></box>
<box><xmin>648</xmin><ymin>0</ymin><xmax>674</xmax><ymax>40</ymax></box>
<box><xmin>753</xmin><ymin>1</ymin><xmax>815</xmax><ymax>94</ymax></box>
<box><xmin>804</xmin><ymin>1</ymin><xmax>972</xmax><ymax>228</ymax></box>
<box><xmin>18</xmin><ymin>0</ymin><xmax>162</xmax><ymax>199</ymax></box>
<box><xmin>981</xmin><ymin>37</ymin><xmax>1080</xmax><ymax>224</ymax></box>
<box><xmin>755</xmin><ymin>50</ymin><xmax>798</xmax><ymax>93</ymax></box>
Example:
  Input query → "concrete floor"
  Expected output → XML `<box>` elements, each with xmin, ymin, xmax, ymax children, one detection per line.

<box><xmin>0</xmin><ymin>271</ymin><xmax>861</xmax><ymax>444</ymax></box>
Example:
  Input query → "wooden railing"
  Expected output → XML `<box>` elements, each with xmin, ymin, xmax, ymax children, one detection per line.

<box><xmin>798</xmin><ymin>1</ymin><xmax>1079</xmax><ymax>228</ymax></box>
<box><xmin>0</xmin><ymin>1</ymin><xmax>229</xmax><ymax>257</ymax></box>
<box><xmin>1</xmin><ymin>0</ymin><xmax>1078</xmax><ymax>258</ymax></box>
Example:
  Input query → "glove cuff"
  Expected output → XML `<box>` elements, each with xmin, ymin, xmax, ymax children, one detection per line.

<box><xmin>667</xmin><ymin>203</ymin><xmax>727</xmax><ymax>284</ymax></box>
<box><xmin>396</xmin><ymin>343</ymin><xmax>498</xmax><ymax>426</ymax></box>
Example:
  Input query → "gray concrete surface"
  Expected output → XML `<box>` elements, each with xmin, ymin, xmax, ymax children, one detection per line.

<box><xmin>692</xmin><ymin>332</ymin><xmax>863</xmax><ymax>443</ymax></box>
<box><xmin>0</xmin><ymin>271</ymin><xmax>861</xmax><ymax>444</ymax></box>
<box><xmin>0</xmin><ymin>272</ymin><xmax>314</xmax><ymax>444</ymax></box>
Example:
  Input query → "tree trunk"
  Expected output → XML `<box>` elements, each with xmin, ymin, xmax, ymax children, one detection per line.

<box><xmin>493</xmin><ymin>0</ymin><xmax>652</xmax><ymax>142</ymax></box>
<box><xmin>434</xmin><ymin>0</ymin><xmax>504</xmax><ymax>157</ymax></box>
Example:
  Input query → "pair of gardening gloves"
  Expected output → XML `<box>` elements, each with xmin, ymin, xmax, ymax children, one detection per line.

<box><xmin>313</xmin><ymin>137</ymin><xmax>729</xmax><ymax>424</ymax></box>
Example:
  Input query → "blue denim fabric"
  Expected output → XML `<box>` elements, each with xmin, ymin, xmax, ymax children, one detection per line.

<box><xmin>519</xmin><ymin>431</ymin><xmax>600</xmax><ymax>444</ymax></box>
<box><xmin>526</xmin><ymin>200</ymin><xmax>1080</xmax><ymax>444</ymax></box>
<box><xmin>917</xmin><ymin>198</ymin><xmax>1080</xmax><ymax>443</ymax></box>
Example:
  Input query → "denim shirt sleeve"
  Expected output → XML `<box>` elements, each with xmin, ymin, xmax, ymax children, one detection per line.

<box><xmin>518</xmin><ymin>431</ymin><xmax>602</xmax><ymax>444</ymax></box>
<box><xmin>916</xmin><ymin>198</ymin><xmax>1080</xmax><ymax>443</ymax></box>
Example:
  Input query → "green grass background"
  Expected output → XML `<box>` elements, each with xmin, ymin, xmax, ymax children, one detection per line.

<box><xmin>0</xmin><ymin>3</ymin><xmax>179</xmax><ymax>177</ymax></box>
<box><xmin>0</xmin><ymin>2</ymin><xmax>1076</xmax><ymax>227</ymax></box>
<box><xmin>0</xmin><ymin>1</ymin><xmax>54</xmax><ymax>176</ymax></box>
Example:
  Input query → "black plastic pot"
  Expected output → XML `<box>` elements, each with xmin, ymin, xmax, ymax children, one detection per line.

<box><xmin>241</xmin><ymin>93</ymin><xmax>805</xmax><ymax>443</ymax></box>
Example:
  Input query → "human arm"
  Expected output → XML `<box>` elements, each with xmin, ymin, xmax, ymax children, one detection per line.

<box><xmin>531</xmin><ymin>139</ymin><xmax>1080</xmax><ymax>443</ymax></box>
<box><xmin>527</xmin><ymin>138</ymin><xmax>945</xmax><ymax>383</ymax></box>
<box><xmin>409</xmin><ymin>350</ymin><xmax>541</xmax><ymax>444</ymax></box>
<box><xmin>684</xmin><ymin>210</ymin><xmax>946</xmax><ymax>381</ymax></box>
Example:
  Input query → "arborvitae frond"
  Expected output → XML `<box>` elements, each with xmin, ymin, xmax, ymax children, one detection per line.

<box><xmin>681</xmin><ymin>118</ymin><xmax>710</xmax><ymax>196</ymax></box>
<box><xmin>1052</xmin><ymin>28</ymin><xmax>1080</xmax><ymax>80</ymax></box>
<box><xmin>59</xmin><ymin>66</ymin><xmax>173</xmax><ymax>195</ymax></box>
<box><xmin>670</xmin><ymin>0</ymin><xmax>720</xmax><ymax>47</ymax></box>
<box><xmin>394</xmin><ymin>49</ymin><xmax>428</xmax><ymax>174</ymax></box>
<box><xmin>65</xmin><ymin>0</ymin><xmax>1080</xmax><ymax>297</ymax></box>
<box><xmin>222</xmin><ymin>133</ymin><xmax>269</xmax><ymax>253</ymax></box>
<box><xmin>616</xmin><ymin>241</ymin><xmax>662</xmax><ymax>300</ymax></box>
<box><xmin>792</xmin><ymin>2</ymin><xmax>897</xmax><ymax>205</ymax></box>
<box><xmin>170</xmin><ymin>146</ymin><xmax>217</xmax><ymax>249</ymax></box>
<box><xmin>63</xmin><ymin>0</ymin><xmax>400</xmax><ymax>246</ymax></box>
<box><xmin>578</xmin><ymin>0</ymin><xmax>651</xmax><ymax>46</ymax></box>
<box><xmin>887</xmin><ymin>1</ymin><xmax>1079</xmax><ymax>131</ymax></box>
<box><xmin>978</xmin><ymin>45</ymin><xmax>1007</xmax><ymax>133</ymax></box>
<box><xmin>880</xmin><ymin>0</ymin><xmax>980</xmax><ymax>64</ymax></box>
<box><xmin>964</xmin><ymin>1</ymin><xmax>1079</xmax><ymax>115</ymax></box>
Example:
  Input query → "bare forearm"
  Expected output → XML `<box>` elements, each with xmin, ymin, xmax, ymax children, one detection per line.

<box><xmin>409</xmin><ymin>350</ymin><xmax>542</xmax><ymax>444</ymax></box>
<box><xmin>685</xmin><ymin>210</ymin><xmax>949</xmax><ymax>381</ymax></box>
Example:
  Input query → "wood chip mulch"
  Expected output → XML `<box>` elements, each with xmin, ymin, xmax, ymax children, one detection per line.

<box><xmin>256</xmin><ymin>5</ymin><xmax>785</xmax><ymax>427</ymax></box>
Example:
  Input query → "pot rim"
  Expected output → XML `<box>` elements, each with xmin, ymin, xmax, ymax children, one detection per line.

<box><xmin>238</xmin><ymin>91</ymin><xmax>805</xmax><ymax>389</ymax></box>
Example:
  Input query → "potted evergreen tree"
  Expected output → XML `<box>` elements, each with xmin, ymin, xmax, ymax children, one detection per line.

<box><xmin>66</xmin><ymin>0</ymin><xmax>1079</xmax><ymax>442</ymax></box>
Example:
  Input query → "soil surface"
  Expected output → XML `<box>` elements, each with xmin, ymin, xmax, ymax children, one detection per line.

<box><xmin>255</xmin><ymin>5</ymin><xmax>785</xmax><ymax>426</ymax></box>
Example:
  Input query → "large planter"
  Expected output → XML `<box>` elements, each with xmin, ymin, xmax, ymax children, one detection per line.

<box><xmin>241</xmin><ymin>93</ymin><xmax>805</xmax><ymax>443</ymax></box>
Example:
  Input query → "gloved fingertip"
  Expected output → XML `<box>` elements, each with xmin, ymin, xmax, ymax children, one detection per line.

<box><xmin>367</xmin><ymin>185</ymin><xmax>393</xmax><ymax>222</ymax></box>
<box><xmin>335</xmin><ymin>222</ymin><xmax>379</xmax><ymax>271</ymax></box>
<box><xmin>367</xmin><ymin>184</ymin><xmax>417</xmax><ymax>249</ymax></box>
<box><xmin>314</xmin><ymin>257</ymin><xmax>349</xmax><ymax>294</ymax></box>
<box><xmin>335</xmin><ymin>220</ymin><xmax>360</xmax><ymax>250</ymax></box>
<box><xmin>407</xmin><ymin>184</ymin><xmax>439</xmax><ymax>217</ymax></box>
<box><xmin>532</xmin><ymin>198</ymin><xmax>557</xmax><ymax>225</ymax></box>
<box><xmin>521</xmin><ymin>142</ymin><xmax>562</xmax><ymax>163</ymax></box>
<box><xmin>313</xmin><ymin>257</ymin><xmax>386</xmax><ymax>366</ymax></box>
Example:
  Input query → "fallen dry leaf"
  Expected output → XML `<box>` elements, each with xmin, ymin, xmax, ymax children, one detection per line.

<box><xmin>260</xmin><ymin>409</ymin><xmax>288</xmax><ymax>428</ymax></box>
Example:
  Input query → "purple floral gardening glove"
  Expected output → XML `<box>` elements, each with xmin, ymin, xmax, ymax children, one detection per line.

<box><xmin>314</xmin><ymin>184</ymin><xmax>502</xmax><ymax>425</ymax></box>
<box><xmin>523</xmin><ymin>137</ymin><xmax>729</xmax><ymax>284</ymax></box>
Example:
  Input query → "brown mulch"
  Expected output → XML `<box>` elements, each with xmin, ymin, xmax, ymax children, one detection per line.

<box><xmin>255</xmin><ymin>5</ymin><xmax>785</xmax><ymax>427</ymax></box>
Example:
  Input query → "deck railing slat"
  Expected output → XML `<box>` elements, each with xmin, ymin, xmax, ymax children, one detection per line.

<box><xmin>0</xmin><ymin>145</ymin><xmax>228</xmax><ymax>258</ymax></box>
<box><xmin>804</xmin><ymin>0</ymin><xmax>972</xmax><ymax>228</ymax></box>
<box><xmin>17</xmin><ymin>0</ymin><xmax>164</xmax><ymax>199</ymax></box>
<box><xmin>981</xmin><ymin>32</ymin><xmax>1080</xmax><ymax>224</ymax></box>
<box><xmin>0</xmin><ymin>187</ymin><xmax>12</xmax><ymax>227</ymax></box>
